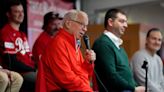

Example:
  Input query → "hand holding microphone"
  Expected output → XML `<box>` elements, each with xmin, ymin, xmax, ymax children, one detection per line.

<box><xmin>85</xmin><ymin>49</ymin><xmax>96</xmax><ymax>63</ymax></box>
<box><xmin>83</xmin><ymin>35</ymin><xmax>96</xmax><ymax>63</ymax></box>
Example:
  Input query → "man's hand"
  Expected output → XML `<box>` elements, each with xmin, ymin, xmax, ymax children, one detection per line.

<box><xmin>0</xmin><ymin>68</ymin><xmax>10</xmax><ymax>74</ymax></box>
<box><xmin>0</xmin><ymin>68</ymin><xmax>12</xmax><ymax>82</ymax></box>
<box><xmin>135</xmin><ymin>86</ymin><xmax>145</xmax><ymax>92</ymax></box>
<box><xmin>85</xmin><ymin>49</ymin><xmax>96</xmax><ymax>63</ymax></box>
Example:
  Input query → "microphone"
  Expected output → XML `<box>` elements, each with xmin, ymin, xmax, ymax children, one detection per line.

<box><xmin>141</xmin><ymin>60</ymin><xmax>148</xmax><ymax>92</ymax></box>
<box><xmin>83</xmin><ymin>35</ymin><xmax>93</xmax><ymax>64</ymax></box>
<box><xmin>83</xmin><ymin>34</ymin><xmax>90</xmax><ymax>49</ymax></box>
<box><xmin>142</xmin><ymin>60</ymin><xmax>148</xmax><ymax>69</ymax></box>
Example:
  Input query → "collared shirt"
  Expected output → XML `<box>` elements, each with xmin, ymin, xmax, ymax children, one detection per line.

<box><xmin>104</xmin><ymin>30</ymin><xmax>123</xmax><ymax>49</ymax></box>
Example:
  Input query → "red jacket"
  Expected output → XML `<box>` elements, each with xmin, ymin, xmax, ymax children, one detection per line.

<box><xmin>32</xmin><ymin>31</ymin><xmax>53</xmax><ymax>65</ymax></box>
<box><xmin>35</xmin><ymin>59</ymin><xmax>46</xmax><ymax>92</ymax></box>
<box><xmin>39</xmin><ymin>28</ymin><xmax>94</xmax><ymax>91</ymax></box>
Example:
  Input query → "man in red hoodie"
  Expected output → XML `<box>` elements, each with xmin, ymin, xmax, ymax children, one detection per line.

<box><xmin>34</xmin><ymin>12</ymin><xmax>63</xmax><ymax>92</ymax></box>
<box><xmin>32</xmin><ymin>12</ymin><xmax>63</xmax><ymax>66</ymax></box>
<box><xmin>39</xmin><ymin>9</ymin><xmax>96</xmax><ymax>91</ymax></box>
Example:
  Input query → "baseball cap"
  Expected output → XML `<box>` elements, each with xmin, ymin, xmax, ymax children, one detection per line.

<box><xmin>44</xmin><ymin>12</ymin><xmax>63</xmax><ymax>21</ymax></box>
<box><xmin>42</xmin><ymin>12</ymin><xmax>63</xmax><ymax>29</ymax></box>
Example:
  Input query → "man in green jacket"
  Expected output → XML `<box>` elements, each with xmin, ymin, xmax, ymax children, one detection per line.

<box><xmin>92</xmin><ymin>8</ymin><xmax>145</xmax><ymax>92</ymax></box>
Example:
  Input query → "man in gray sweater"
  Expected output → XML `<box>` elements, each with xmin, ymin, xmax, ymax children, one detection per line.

<box><xmin>130</xmin><ymin>28</ymin><xmax>164</xmax><ymax>92</ymax></box>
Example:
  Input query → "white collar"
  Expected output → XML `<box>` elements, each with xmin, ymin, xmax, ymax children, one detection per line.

<box><xmin>104</xmin><ymin>30</ymin><xmax>123</xmax><ymax>49</ymax></box>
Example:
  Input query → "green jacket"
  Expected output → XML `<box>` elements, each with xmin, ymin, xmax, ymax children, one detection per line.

<box><xmin>93</xmin><ymin>34</ymin><xmax>136</xmax><ymax>92</ymax></box>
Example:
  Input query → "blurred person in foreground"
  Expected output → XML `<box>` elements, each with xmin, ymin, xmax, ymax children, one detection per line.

<box><xmin>0</xmin><ymin>0</ymin><xmax>36</xmax><ymax>91</ymax></box>
<box><xmin>32</xmin><ymin>12</ymin><xmax>63</xmax><ymax>66</ymax></box>
<box><xmin>130</xmin><ymin>28</ymin><xmax>164</xmax><ymax>92</ymax></box>
<box><xmin>92</xmin><ymin>8</ymin><xmax>145</xmax><ymax>92</ymax></box>
<box><xmin>0</xmin><ymin>65</ymin><xmax>23</xmax><ymax>92</ymax></box>
<box><xmin>40</xmin><ymin>9</ymin><xmax>96</xmax><ymax>91</ymax></box>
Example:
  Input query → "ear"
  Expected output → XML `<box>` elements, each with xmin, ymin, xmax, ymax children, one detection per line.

<box><xmin>6</xmin><ymin>12</ymin><xmax>10</xmax><ymax>18</ymax></box>
<box><xmin>145</xmin><ymin>37</ymin><xmax>149</xmax><ymax>44</ymax></box>
<box><xmin>108</xmin><ymin>18</ymin><xmax>113</xmax><ymax>27</ymax></box>
<box><xmin>65</xmin><ymin>20</ymin><xmax>71</xmax><ymax>29</ymax></box>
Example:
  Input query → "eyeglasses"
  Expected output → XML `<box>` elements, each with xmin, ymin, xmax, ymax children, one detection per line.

<box><xmin>70</xmin><ymin>19</ymin><xmax>87</xmax><ymax>29</ymax></box>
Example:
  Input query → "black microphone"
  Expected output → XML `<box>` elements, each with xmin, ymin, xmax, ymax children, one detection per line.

<box><xmin>142</xmin><ymin>60</ymin><xmax>148</xmax><ymax>69</ymax></box>
<box><xmin>142</xmin><ymin>60</ymin><xmax>148</xmax><ymax>92</ymax></box>
<box><xmin>83</xmin><ymin>34</ymin><xmax>90</xmax><ymax>49</ymax></box>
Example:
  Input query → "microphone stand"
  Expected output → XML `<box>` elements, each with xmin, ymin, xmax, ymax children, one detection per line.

<box><xmin>142</xmin><ymin>61</ymin><xmax>148</xmax><ymax>92</ymax></box>
<box><xmin>145</xmin><ymin>66</ymin><xmax>148</xmax><ymax>92</ymax></box>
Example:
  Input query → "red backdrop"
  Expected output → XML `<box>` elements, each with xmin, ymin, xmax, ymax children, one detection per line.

<box><xmin>27</xmin><ymin>0</ymin><xmax>74</xmax><ymax>49</ymax></box>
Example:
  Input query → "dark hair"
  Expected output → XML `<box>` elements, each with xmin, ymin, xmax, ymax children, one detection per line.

<box><xmin>5</xmin><ymin>0</ymin><xmax>22</xmax><ymax>13</ymax></box>
<box><xmin>104</xmin><ymin>8</ymin><xmax>126</xmax><ymax>29</ymax></box>
<box><xmin>42</xmin><ymin>12</ymin><xmax>63</xmax><ymax>30</ymax></box>
<box><xmin>146</xmin><ymin>28</ymin><xmax>160</xmax><ymax>38</ymax></box>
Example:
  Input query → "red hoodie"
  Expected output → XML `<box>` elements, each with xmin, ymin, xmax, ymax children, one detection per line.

<box><xmin>36</xmin><ymin>28</ymin><xmax>94</xmax><ymax>91</ymax></box>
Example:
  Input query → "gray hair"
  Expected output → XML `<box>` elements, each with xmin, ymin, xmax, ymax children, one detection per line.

<box><xmin>62</xmin><ymin>9</ymin><xmax>88</xmax><ymax>29</ymax></box>
<box><xmin>63</xmin><ymin>10</ymin><xmax>80</xmax><ymax>21</ymax></box>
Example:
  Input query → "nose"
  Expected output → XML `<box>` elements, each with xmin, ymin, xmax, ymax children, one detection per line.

<box><xmin>124</xmin><ymin>22</ymin><xmax>128</xmax><ymax>28</ymax></box>
<box><xmin>20</xmin><ymin>11</ymin><xmax>24</xmax><ymax>16</ymax></box>
<box><xmin>157</xmin><ymin>39</ymin><xmax>162</xmax><ymax>45</ymax></box>
<box><xmin>82</xmin><ymin>25</ymin><xmax>87</xmax><ymax>32</ymax></box>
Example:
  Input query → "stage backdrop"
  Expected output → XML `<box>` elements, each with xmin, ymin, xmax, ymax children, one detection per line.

<box><xmin>27</xmin><ymin>0</ymin><xmax>74</xmax><ymax>49</ymax></box>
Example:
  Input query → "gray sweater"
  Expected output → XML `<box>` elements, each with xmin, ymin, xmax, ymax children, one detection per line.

<box><xmin>130</xmin><ymin>49</ymin><xmax>164</xmax><ymax>92</ymax></box>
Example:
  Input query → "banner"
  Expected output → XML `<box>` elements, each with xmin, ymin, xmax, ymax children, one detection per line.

<box><xmin>27</xmin><ymin>0</ymin><xmax>74</xmax><ymax>49</ymax></box>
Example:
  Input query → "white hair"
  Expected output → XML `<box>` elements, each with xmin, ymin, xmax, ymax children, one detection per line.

<box><xmin>63</xmin><ymin>9</ymin><xmax>88</xmax><ymax>23</ymax></box>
